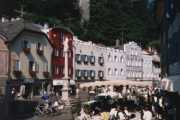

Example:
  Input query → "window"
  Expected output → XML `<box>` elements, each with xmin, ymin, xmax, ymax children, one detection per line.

<box><xmin>55</xmin><ymin>49</ymin><xmax>59</xmax><ymax>57</ymax></box>
<box><xmin>83</xmin><ymin>55</ymin><xmax>89</xmax><ymax>64</ymax></box>
<box><xmin>90</xmin><ymin>56</ymin><xmax>95</xmax><ymax>64</ymax></box>
<box><xmin>108</xmin><ymin>68</ymin><xmax>111</xmax><ymax>75</ymax></box>
<box><xmin>44</xmin><ymin>63</ymin><xmax>48</xmax><ymax>72</ymax></box>
<box><xmin>14</xmin><ymin>60</ymin><xmax>21</xmax><ymax>71</ymax></box>
<box><xmin>76</xmin><ymin>70</ymin><xmax>82</xmax><ymax>77</ymax></box>
<box><xmin>69</xmin><ymin>67</ymin><xmax>72</xmax><ymax>75</ymax></box>
<box><xmin>60</xmin><ymin>32</ymin><xmax>64</xmax><ymax>41</ymax></box>
<box><xmin>114</xmin><ymin>68</ymin><xmax>118</xmax><ymax>75</ymax></box>
<box><xmin>37</xmin><ymin>42</ymin><xmax>43</xmax><ymax>50</ymax></box>
<box><xmin>29</xmin><ymin>61</ymin><xmax>38</xmax><ymax>72</ymax></box>
<box><xmin>55</xmin><ymin>66</ymin><xmax>59</xmax><ymax>75</ymax></box>
<box><xmin>23</xmin><ymin>40</ymin><xmax>30</xmax><ymax>48</ymax></box>
<box><xmin>90</xmin><ymin>70</ymin><xmax>95</xmax><ymax>78</ymax></box>
<box><xmin>60</xmin><ymin>48</ymin><xmax>64</xmax><ymax>57</ymax></box>
<box><xmin>120</xmin><ymin>56</ymin><xmax>123</xmax><ymax>62</ymax></box>
<box><xmin>98</xmin><ymin>57</ymin><xmax>104</xmax><ymax>65</ymax></box>
<box><xmin>114</xmin><ymin>56</ymin><xmax>117</xmax><ymax>62</ymax></box>
<box><xmin>108</xmin><ymin>54</ymin><xmax>111</xmax><ymax>61</ymax></box>
<box><xmin>68</xmin><ymin>51</ymin><xmax>72</xmax><ymax>58</ymax></box>
<box><xmin>53</xmin><ymin>33</ymin><xmax>57</xmax><ymax>38</ymax></box>
<box><xmin>76</xmin><ymin>54</ymin><xmax>81</xmax><ymax>63</ymax></box>
<box><xmin>120</xmin><ymin>69</ymin><xmax>123</xmax><ymax>75</ymax></box>
<box><xmin>98</xmin><ymin>71</ymin><xmax>104</xmax><ymax>78</ymax></box>
<box><xmin>84</xmin><ymin>70</ymin><xmax>88</xmax><ymax>78</ymax></box>
<box><xmin>37</xmin><ymin>42</ymin><xmax>44</xmax><ymax>55</ymax></box>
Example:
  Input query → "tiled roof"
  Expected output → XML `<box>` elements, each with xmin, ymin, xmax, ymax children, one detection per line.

<box><xmin>0</xmin><ymin>19</ymin><xmax>44</xmax><ymax>42</ymax></box>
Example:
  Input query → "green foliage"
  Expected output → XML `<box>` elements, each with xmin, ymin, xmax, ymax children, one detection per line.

<box><xmin>13</xmin><ymin>0</ymin><xmax>160</xmax><ymax>49</ymax></box>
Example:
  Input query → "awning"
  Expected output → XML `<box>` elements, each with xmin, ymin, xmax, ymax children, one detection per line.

<box><xmin>53</xmin><ymin>79</ymin><xmax>75</xmax><ymax>86</ymax></box>
<box><xmin>80</xmin><ymin>80</ymin><xmax>153</xmax><ymax>88</ymax></box>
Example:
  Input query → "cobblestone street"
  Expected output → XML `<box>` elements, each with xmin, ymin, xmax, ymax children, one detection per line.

<box><xmin>27</xmin><ymin>106</ymin><xmax>74</xmax><ymax>120</ymax></box>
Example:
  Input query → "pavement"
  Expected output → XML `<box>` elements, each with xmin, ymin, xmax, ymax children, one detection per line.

<box><xmin>27</xmin><ymin>106</ymin><xmax>74</xmax><ymax>120</ymax></box>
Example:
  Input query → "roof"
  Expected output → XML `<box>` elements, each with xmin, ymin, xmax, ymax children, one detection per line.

<box><xmin>0</xmin><ymin>19</ymin><xmax>45</xmax><ymax>42</ymax></box>
<box><xmin>50</xmin><ymin>25</ymin><xmax>74</xmax><ymax>35</ymax></box>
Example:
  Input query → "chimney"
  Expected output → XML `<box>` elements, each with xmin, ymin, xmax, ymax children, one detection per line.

<box><xmin>115</xmin><ymin>39</ymin><xmax>120</xmax><ymax>48</ymax></box>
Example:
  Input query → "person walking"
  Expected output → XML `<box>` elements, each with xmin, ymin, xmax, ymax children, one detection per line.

<box><xmin>142</xmin><ymin>107</ymin><xmax>153</xmax><ymax>120</ymax></box>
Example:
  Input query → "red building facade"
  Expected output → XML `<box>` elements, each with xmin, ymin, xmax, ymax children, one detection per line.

<box><xmin>48</xmin><ymin>27</ymin><xmax>74</xmax><ymax>85</ymax></box>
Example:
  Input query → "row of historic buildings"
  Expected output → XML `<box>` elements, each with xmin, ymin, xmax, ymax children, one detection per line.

<box><xmin>0</xmin><ymin>19</ymin><xmax>160</xmax><ymax>98</ymax></box>
<box><xmin>74</xmin><ymin>37</ymin><xmax>161</xmax><ymax>83</ymax></box>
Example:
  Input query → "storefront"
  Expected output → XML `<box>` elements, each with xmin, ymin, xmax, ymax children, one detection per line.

<box><xmin>7</xmin><ymin>79</ymin><xmax>52</xmax><ymax>99</ymax></box>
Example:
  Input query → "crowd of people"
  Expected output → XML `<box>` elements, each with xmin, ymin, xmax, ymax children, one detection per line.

<box><xmin>75</xmin><ymin>85</ymin><xmax>177</xmax><ymax>120</ymax></box>
<box><xmin>35</xmin><ymin>92</ymin><xmax>64</xmax><ymax>115</ymax></box>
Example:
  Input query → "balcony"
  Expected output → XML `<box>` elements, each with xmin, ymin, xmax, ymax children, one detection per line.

<box><xmin>43</xmin><ymin>71</ymin><xmax>49</xmax><ymax>78</ymax></box>
<box><xmin>23</xmin><ymin>48</ymin><xmax>30</xmax><ymax>54</ymax></box>
<box><xmin>13</xmin><ymin>70</ymin><xmax>22</xmax><ymax>78</ymax></box>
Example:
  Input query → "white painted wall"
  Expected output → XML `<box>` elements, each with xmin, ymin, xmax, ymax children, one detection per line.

<box><xmin>104</xmin><ymin>48</ymin><xmax>126</xmax><ymax>80</ymax></box>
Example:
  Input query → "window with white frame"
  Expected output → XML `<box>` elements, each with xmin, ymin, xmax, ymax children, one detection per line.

<box><xmin>108</xmin><ymin>68</ymin><xmax>111</xmax><ymax>75</ymax></box>
<box><xmin>114</xmin><ymin>68</ymin><xmax>118</xmax><ymax>75</ymax></box>
<box><xmin>120</xmin><ymin>56</ymin><xmax>123</xmax><ymax>63</ymax></box>
<box><xmin>44</xmin><ymin>63</ymin><xmax>48</xmax><ymax>72</ymax></box>
<box><xmin>14</xmin><ymin>60</ymin><xmax>21</xmax><ymax>71</ymax></box>
<box><xmin>114</xmin><ymin>56</ymin><xmax>117</xmax><ymax>62</ymax></box>
<box><xmin>60</xmin><ymin>32</ymin><xmax>64</xmax><ymax>41</ymax></box>
<box><xmin>37</xmin><ymin>42</ymin><xmax>44</xmax><ymax>51</ymax></box>
<box><xmin>55</xmin><ymin>49</ymin><xmax>59</xmax><ymax>56</ymax></box>
<box><xmin>108</xmin><ymin>54</ymin><xmax>111</xmax><ymax>61</ymax></box>
<box><xmin>29</xmin><ymin>61</ymin><xmax>38</xmax><ymax>72</ymax></box>
<box><xmin>120</xmin><ymin>68</ymin><xmax>123</xmax><ymax>75</ymax></box>
<box><xmin>23</xmin><ymin>40</ymin><xmax>31</xmax><ymax>49</ymax></box>
<box><xmin>55</xmin><ymin>66</ymin><xmax>59</xmax><ymax>75</ymax></box>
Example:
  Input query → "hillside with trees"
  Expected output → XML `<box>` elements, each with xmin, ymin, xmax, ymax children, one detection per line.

<box><xmin>0</xmin><ymin>0</ymin><xmax>160</xmax><ymax>50</ymax></box>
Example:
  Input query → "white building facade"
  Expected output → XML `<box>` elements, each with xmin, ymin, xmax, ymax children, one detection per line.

<box><xmin>104</xmin><ymin>48</ymin><xmax>126</xmax><ymax>80</ymax></box>
<box><xmin>142</xmin><ymin>52</ymin><xmax>154</xmax><ymax>80</ymax></box>
<box><xmin>74</xmin><ymin>37</ymin><xmax>105</xmax><ymax>82</ymax></box>
<box><xmin>124</xmin><ymin>42</ymin><xmax>143</xmax><ymax>80</ymax></box>
<box><xmin>74</xmin><ymin>37</ymin><xmax>160</xmax><ymax>82</ymax></box>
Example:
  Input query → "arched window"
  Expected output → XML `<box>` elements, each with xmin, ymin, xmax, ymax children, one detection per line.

<box><xmin>108</xmin><ymin>68</ymin><xmax>111</xmax><ymax>75</ymax></box>
<box><xmin>120</xmin><ymin>68</ymin><xmax>123</xmax><ymax>75</ymax></box>
<box><xmin>114</xmin><ymin>56</ymin><xmax>117</xmax><ymax>62</ymax></box>
<box><xmin>120</xmin><ymin>56</ymin><xmax>123</xmax><ymax>62</ymax></box>
<box><xmin>114</xmin><ymin>68</ymin><xmax>118</xmax><ymax>75</ymax></box>
<box><xmin>108</xmin><ymin>54</ymin><xmax>111</xmax><ymax>61</ymax></box>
